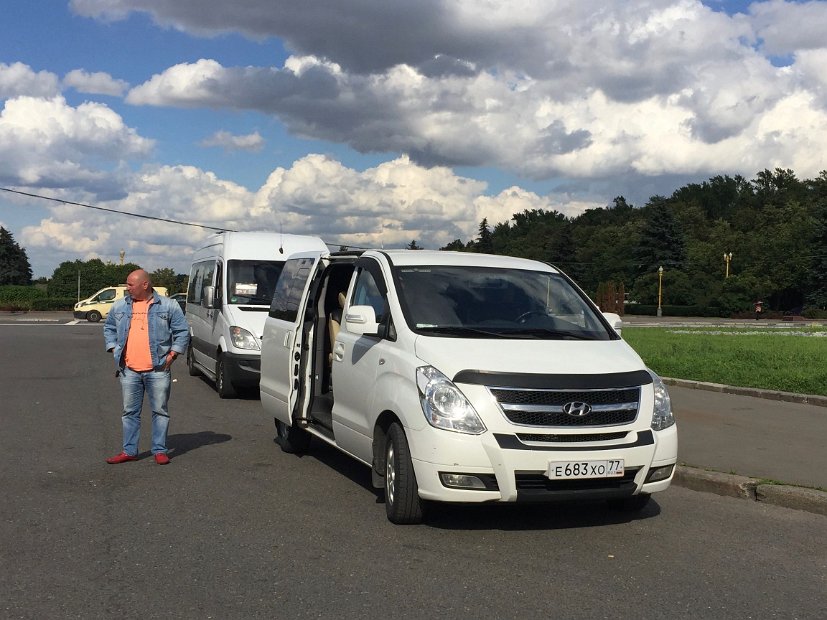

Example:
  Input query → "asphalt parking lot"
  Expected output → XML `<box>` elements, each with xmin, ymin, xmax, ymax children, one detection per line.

<box><xmin>1</xmin><ymin>319</ymin><xmax>826</xmax><ymax>619</ymax></box>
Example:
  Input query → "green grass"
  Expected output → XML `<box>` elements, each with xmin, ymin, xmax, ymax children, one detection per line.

<box><xmin>622</xmin><ymin>326</ymin><xmax>827</xmax><ymax>396</ymax></box>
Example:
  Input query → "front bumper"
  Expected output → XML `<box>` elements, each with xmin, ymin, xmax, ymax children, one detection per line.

<box><xmin>221</xmin><ymin>350</ymin><xmax>261</xmax><ymax>388</ymax></box>
<box><xmin>409</xmin><ymin>423</ymin><xmax>678</xmax><ymax>504</ymax></box>
<box><xmin>73</xmin><ymin>311</ymin><xmax>87</xmax><ymax>320</ymax></box>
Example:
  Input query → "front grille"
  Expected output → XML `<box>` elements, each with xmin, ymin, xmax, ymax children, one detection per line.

<box><xmin>490</xmin><ymin>387</ymin><xmax>640</xmax><ymax>427</ymax></box>
<box><xmin>516</xmin><ymin>432</ymin><xmax>629</xmax><ymax>443</ymax></box>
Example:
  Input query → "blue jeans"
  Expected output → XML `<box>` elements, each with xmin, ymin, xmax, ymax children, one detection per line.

<box><xmin>119</xmin><ymin>367</ymin><xmax>171</xmax><ymax>456</ymax></box>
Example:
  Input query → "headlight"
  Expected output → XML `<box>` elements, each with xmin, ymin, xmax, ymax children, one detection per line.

<box><xmin>416</xmin><ymin>366</ymin><xmax>486</xmax><ymax>434</ymax></box>
<box><xmin>230</xmin><ymin>326</ymin><xmax>259</xmax><ymax>350</ymax></box>
<box><xmin>649</xmin><ymin>369</ymin><xmax>675</xmax><ymax>431</ymax></box>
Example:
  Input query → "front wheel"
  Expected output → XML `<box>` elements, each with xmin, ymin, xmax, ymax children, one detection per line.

<box><xmin>186</xmin><ymin>345</ymin><xmax>200</xmax><ymax>376</ymax></box>
<box><xmin>87</xmin><ymin>310</ymin><xmax>101</xmax><ymax>323</ymax></box>
<box><xmin>216</xmin><ymin>353</ymin><xmax>236</xmax><ymax>399</ymax></box>
<box><xmin>275</xmin><ymin>418</ymin><xmax>311</xmax><ymax>454</ymax></box>
<box><xmin>384</xmin><ymin>422</ymin><xmax>424</xmax><ymax>524</ymax></box>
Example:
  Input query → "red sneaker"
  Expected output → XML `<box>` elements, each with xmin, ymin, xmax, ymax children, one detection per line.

<box><xmin>154</xmin><ymin>453</ymin><xmax>170</xmax><ymax>465</ymax></box>
<box><xmin>106</xmin><ymin>452</ymin><xmax>138</xmax><ymax>464</ymax></box>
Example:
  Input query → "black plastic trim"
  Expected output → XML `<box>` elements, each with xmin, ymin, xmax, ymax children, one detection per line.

<box><xmin>454</xmin><ymin>369</ymin><xmax>653</xmax><ymax>389</ymax></box>
<box><xmin>494</xmin><ymin>430</ymin><xmax>654</xmax><ymax>451</ymax></box>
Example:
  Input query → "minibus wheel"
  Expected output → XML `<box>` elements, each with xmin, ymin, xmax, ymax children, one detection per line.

<box><xmin>216</xmin><ymin>353</ymin><xmax>236</xmax><ymax>399</ymax></box>
<box><xmin>87</xmin><ymin>310</ymin><xmax>101</xmax><ymax>323</ymax></box>
<box><xmin>186</xmin><ymin>345</ymin><xmax>200</xmax><ymax>376</ymax></box>
<box><xmin>384</xmin><ymin>422</ymin><xmax>424</xmax><ymax>524</ymax></box>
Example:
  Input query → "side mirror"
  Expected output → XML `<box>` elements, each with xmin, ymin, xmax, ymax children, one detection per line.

<box><xmin>602</xmin><ymin>312</ymin><xmax>622</xmax><ymax>336</ymax></box>
<box><xmin>203</xmin><ymin>285</ymin><xmax>216</xmax><ymax>309</ymax></box>
<box><xmin>345</xmin><ymin>305</ymin><xmax>379</xmax><ymax>336</ymax></box>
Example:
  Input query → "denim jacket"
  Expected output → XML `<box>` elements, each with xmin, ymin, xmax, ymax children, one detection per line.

<box><xmin>104</xmin><ymin>290</ymin><xmax>190</xmax><ymax>370</ymax></box>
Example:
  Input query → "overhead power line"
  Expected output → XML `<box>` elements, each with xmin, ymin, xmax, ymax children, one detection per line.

<box><xmin>0</xmin><ymin>187</ymin><xmax>237</xmax><ymax>232</ymax></box>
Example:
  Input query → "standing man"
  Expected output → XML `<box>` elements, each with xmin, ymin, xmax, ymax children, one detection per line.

<box><xmin>104</xmin><ymin>269</ymin><xmax>190</xmax><ymax>465</ymax></box>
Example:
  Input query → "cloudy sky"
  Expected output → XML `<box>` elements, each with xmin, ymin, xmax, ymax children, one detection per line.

<box><xmin>1</xmin><ymin>0</ymin><xmax>826</xmax><ymax>277</ymax></box>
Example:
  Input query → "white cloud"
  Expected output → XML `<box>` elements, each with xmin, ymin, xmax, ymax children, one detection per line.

<box><xmin>63</xmin><ymin>69</ymin><xmax>129</xmax><ymax>96</ymax></box>
<box><xmin>200</xmin><ymin>130</ymin><xmax>265</xmax><ymax>152</ymax></box>
<box><xmin>0</xmin><ymin>95</ymin><xmax>154</xmax><ymax>188</ymax></box>
<box><xmin>111</xmin><ymin>0</ymin><xmax>827</xmax><ymax>182</ymax></box>
<box><xmin>19</xmin><ymin>154</ymin><xmax>589</xmax><ymax>274</ymax></box>
<box><xmin>0</xmin><ymin>62</ymin><xmax>60</xmax><ymax>99</ymax></box>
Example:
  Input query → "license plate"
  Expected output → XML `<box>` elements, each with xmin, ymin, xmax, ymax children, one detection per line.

<box><xmin>547</xmin><ymin>459</ymin><xmax>625</xmax><ymax>479</ymax></box>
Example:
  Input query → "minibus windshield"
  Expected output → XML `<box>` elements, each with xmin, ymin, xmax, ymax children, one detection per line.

<box><xmin>395</xmin><ymin>265</ymin><xmax>612</xmax><ymax>340</ymax></box>
<box><xmin>227</xmin><ymin>260</ymin><xmax>284</xmax><ymax>306</ymax></box>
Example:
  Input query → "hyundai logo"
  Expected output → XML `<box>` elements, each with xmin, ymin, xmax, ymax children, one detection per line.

<box><xmin>562</xmin><ymin>401</ymin><xmax>592</xmax><ymax>417</ymax></box>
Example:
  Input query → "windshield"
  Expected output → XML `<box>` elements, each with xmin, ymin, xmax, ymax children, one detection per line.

<box><xmin>227</xmin><ymin>260</ymin><xmax>284</xmax><ymax>306</ymax></box>
<box><xmin>395</xmin><ymin>265</ymin><xmax>612</xmax><ymax>340</ymax></box>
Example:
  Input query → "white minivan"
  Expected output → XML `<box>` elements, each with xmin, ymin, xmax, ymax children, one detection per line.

<box><xmin>186</xmin><ymin>232</ymin><xmax>328</xmax><ymax>397</ymax></box>
<box><xmin>260</xmin><ymin>250</ymin><xmax>678</xmax><ymax>524</ymax></box>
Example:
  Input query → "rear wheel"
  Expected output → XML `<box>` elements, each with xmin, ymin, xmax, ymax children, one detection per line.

<box><xmin>87</xmin><ymin>310</ymin><xmax>101</xmax><ymax>323</ymax></box>
<box><xmin>607</xmin><ymin>493</ymin><xmax>651</xmax><ymax>512</ymax></box>
<box><xmin>216</xmin><ymin>353</ymin><xmax>236</xmax><ymax>399</ymax></box>
<box><xmin>275</xmin><ymin>418</ymin><xmax>311</xmax><ymax>454</ymax></box>
<box><xmin>186</xmin><ymin>345</ymin><xmax>200</xmax><ymax>376</ymax></box>
<box><xmin>384</xmin><ymin>422</ymin><xmax>424</xmax><ymax>524</ymax></box>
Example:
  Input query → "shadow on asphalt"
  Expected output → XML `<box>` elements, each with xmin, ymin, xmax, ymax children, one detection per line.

<box><xmin>288</xmin><ymin>437</ymin><xmax>662</xmax><ymax>531</ymax></box>
<box><xmin>165</xmin><ymin>431</ymin><xmax>232</xmax><ymax>459</ymax></box>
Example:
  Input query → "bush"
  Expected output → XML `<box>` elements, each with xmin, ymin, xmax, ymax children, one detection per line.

<box><xmin>31</xmin><ymin>297</ymin><xmax>76</xmax><ymax>311</ymax></box>
<box><xmin>624</xmin><ymin>304</ymin><xmax>729</xmax><ymax>317</ymax></box>
<box><xmin>0</xmin><ymin>285</ymin><xmax>46</xmax><ymax>307</ymax></box>
<box><xmin>802</xmin><ymin>307</ymin><xmax>827</xmax><ymax>319</ymax></box>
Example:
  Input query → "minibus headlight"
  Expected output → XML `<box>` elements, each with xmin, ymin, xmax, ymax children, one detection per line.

<box><xmin>649</xmin><ymin>369</ymin><xmax>675</xmax><ymax>431</ymax></box>
<box><xmin>416</xmin><ymin>366</ymin><xmax>486</xmax><ymax>435</ymax></box>
<box><xmin>230</xmin><ymin>326</ymin><xmax>260</xmax><ymax>350</ymax></box>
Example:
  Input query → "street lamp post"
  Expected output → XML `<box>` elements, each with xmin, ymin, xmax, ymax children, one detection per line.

<box><xmin>657</xmin><ymin>266</ymin><xmax>664</xmax><ymax>317</ymax></box>
<box><xmin>724</xmin><ymin>251</ymin><xmax>733</xmax><ymax>278</ymax></box>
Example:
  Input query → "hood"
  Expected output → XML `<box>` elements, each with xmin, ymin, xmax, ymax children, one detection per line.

<box><xmin>414</xmin><ymin>336</ymin><xmax>646</xmax><ymax>381</ymax></box>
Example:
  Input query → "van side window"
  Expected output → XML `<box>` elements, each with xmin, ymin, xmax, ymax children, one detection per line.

<box><xmin>98</xmin><ymin>289</ymin><xmax>116</xmax><ymax>302</ymax></box>
<box><xmin>270</xmin><ymin>257</ymin><xmax>315</xmax><ymax>322</ymax></box>
<box><xmin>351</xmin><ymin>269</ymin><xmax>386</xmax><ymax>324</ymax></box>
<box><xmin>188</xmin><ymin>260</ymin><xmax>215</xmax><ymax>305</ymax></box>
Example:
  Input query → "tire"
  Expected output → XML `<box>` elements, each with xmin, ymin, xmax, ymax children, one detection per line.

<box><xmin>607</xmin><ymin>493</ymin><xmax>651</xmax><ymax>512</ymax></box>
<box><xmin>186</xmin><ymin>345</ymin><xmax>200</xmax><ymax>376</ymax></box>
<box><xmin>384</xmin><ymin>422</ymin><xmax>424</xmax><ymax>524</ymax></box>
<box><xmin>87</xmin><ymin>310</ymin><xmax>102</xmax><ymax>323</ymax></box>
<box><xmin>216</xmin><ymin>353</ymin><xmax>237</xmax><ymax>399</ymax></box>
<box><xmin>274</xmin><ymin>418</ymin><xmax>311</xmax><ymax>454</ymax></box>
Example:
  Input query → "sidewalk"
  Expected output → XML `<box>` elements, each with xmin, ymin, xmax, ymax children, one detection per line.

<box><xmin>667</xmin><ymin>381</ymin><xmax>827</xmax><ymax>516</ymax></box>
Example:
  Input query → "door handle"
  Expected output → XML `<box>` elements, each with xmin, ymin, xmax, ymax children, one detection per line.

<box><xmin>334</xmin><ymin>342</ymin><xmax>345</xmax><ymax>361</ymax></box>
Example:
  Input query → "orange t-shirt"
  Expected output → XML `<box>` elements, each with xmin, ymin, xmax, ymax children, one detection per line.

<box><xmin>125</xmin><ymin>298</ymin><xmax>154</xmax><ymax>371</ymax></box>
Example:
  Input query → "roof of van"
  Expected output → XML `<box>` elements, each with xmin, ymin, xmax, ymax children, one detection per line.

<box><xmin>194</xmin><ymin>232</ymin><xmax>328</xmax><ymax>260</ymax></box>
<box><xmin>372</xmin><ymin>249</ymin><xmax>560</xmax><ymax>273</ymax></box>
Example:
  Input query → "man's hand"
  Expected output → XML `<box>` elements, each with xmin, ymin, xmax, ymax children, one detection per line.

<box><xmin>164</xmin><ymin>351</ymin><xmax>178</xmax><ymax>370</ymax></box>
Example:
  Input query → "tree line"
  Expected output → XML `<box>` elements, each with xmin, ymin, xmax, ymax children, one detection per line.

<box><xmin>3</xmin><ymin>167</ymin><xmax>826</xmax><ymax>314</ymax></box>
<box><xmin>440</xmin><ymin>168</ymin><xmax>827</xmax><ymax>314</ymax></box>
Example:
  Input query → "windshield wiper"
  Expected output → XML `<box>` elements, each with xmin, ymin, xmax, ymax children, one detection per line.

<box><xmin>416</xmin><ymin>326</ymin><xmax>508</xmax><ymax>338</ymax></box>
<box><xmin>501</xmin><ymin>328</ymin><xmax>596</xmax><ymax>340</ymax></box>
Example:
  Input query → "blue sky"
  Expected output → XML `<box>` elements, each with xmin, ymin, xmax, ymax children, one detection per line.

<box><xmin>1</xmin><ymin>0</ymin><xmax>826</xmax><ymax>277</ymax></box>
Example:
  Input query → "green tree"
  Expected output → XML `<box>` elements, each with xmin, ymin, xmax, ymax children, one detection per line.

<box><xmin>0</xmin><ymin>227</ymin><xmax>33</xmax><ymax>285</ymax></box>
<box><xmin>634</xmin><ymin>198</ymin><xmax>687</xmax><ymax>275</ymax></box>
<box><xmin>406</xmin><ymin>240</ymin><xmax>423</xmax><ymax>250</ymax></box>
<box><xmin>440</xmin><ymin>239</ymin><xmax>470</xmax><ymax>251</ymax></box>
<box><xmin>475</xmin><ymin>218</ymin><xmax>494</xmax><ymax>254</ymax></box>
<box><xmin>150</xmin><ymin>267</ymin><xmax>180</xmax><ymax>292</ymax></box>
<box><xmin>48</xmin><ymin>258</ymin><xmax>141</xmax><ymax>298</ymax></box>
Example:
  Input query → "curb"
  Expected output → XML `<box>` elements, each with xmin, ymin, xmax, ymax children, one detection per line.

<box><xmin>673</xmin><ymin>465</ymin><xmax>827</xmax><ymax>517</ymax></box>
<box><xmin>663</xmin><ymin>377</ymin><xmax>827</xmax><ymax>408</ymax></box>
